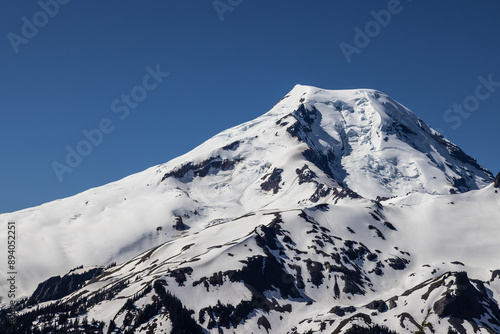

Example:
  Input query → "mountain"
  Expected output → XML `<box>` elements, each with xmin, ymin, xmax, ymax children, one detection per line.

<box><xmin>1</xmin><ymin>85</ymin><xmax>499</xmax><ymax>333</ymax></box>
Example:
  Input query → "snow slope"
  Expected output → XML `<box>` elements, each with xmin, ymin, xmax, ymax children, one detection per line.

<box><xmin>1</xmin><ymin>85</ymin><xmax>498</xmax><ymax>333</ymax></box>
<box><xmin>6</xmin><ymin>185</ymin><xmax>500</xmax><ymax>333</ymax></box>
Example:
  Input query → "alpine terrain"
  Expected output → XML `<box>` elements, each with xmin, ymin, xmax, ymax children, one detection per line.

<box><xmin>1</xmin><ymin>85</ymin><xmax>500</xmax><ymax>333</ymax></box>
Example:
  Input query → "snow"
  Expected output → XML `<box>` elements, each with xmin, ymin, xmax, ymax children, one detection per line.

<box><xmin>1</xmin><ymin>84</ymin><xmax>498</xmax><ymax>333</ymax></box>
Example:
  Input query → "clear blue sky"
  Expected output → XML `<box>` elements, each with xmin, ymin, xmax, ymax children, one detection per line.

<box><xmin>1</xmin><ymin>1</ymin><xmax>499</xmax><ymax>213</ymax></box>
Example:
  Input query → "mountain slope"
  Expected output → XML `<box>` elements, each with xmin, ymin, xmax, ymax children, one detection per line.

<box><xmin>4</xmin><ymin>185</ymin><xmax>500</xmax><ymax>333</ymax></box>
<box><xmin>1</xmin><ymin>85</ymin><xmax>498</xmax><ymax>333</ymax></box>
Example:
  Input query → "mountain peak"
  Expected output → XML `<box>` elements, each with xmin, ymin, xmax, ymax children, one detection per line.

<box><xmin>158</xmin><ymin>85</ymin><xmax>491</xmax><ymax>203</ymax></box>
<box><xmin>261</xmin><ymin>85</ymin><xmax>493</xmax><ymax>198</ymax></box>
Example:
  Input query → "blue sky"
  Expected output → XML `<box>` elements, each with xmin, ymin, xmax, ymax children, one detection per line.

<box><xmin>1</xmin><ymin>1</ymin><xmax>499</xmax><ymax>213</ymax></box>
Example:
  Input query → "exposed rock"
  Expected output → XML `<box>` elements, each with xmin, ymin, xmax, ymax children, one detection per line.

<box><xmin>153</xmin><ymin>280</ymin><xmax>204</xmax><ymax>333</ymax></box>
<box><xmin>345</xmin><ymin>324</ymin><xmax>398</xmax><ymax>334</ymax></box>
<box><xmin>342</xmin><ymin>240</ymin><xmax>370</xmax><ymax>261</ymax></box>
<box><xmin>431</xmin><ymin>133</ymin><xmax>493</xmax><ymax>179</ymax></box>
<box><xmin>286</xmin><ymin>105</ymin><xmax>315</xmax><ymax>139</ymax></box>
<box><xmin>398</xmin><ymin>312</ymin><xmax>421</xmax><ymax>331</ymax></box>
<box><xmin>304</xmin><ymin>259</ymin><xmax>324</xmax><ymax>287</ymax></box>
<box><xmin>275</xmin><ymin>116</ymin><xmax>289</xmax><ymax>127</ymax></box>
<box><xmin>257</xmin><ymin>315</ymin><xmax>272</xmax><ymax>333</ymax></box>
<box><xmin>228</xmin><ymin>254</ymin><xmax>302</xmax><ymax>299</ymax></box>
<box><xmin>28</xmin><ymin>267</ymin><xmax>103</xmax><ymax>305</ymax></box>
<box><xmin>289</xmin><ymin>264</ymin><xmax>305</xmax><ymax>290</ymax></box>
<box><xmin>296</xmin><ymin>164</ymin><xmax>317</xmax><ymax>184</ymax></box>
<box><xmin>368</xmin><ymin>225</ymin><xmax>386</xmax><ymax>240</ymax></box>
<box><xmin>294</xmin><ymin>103</ymin><xmax>317</xmax><ymax>125</ymax></box>
<box><xmin>161</xmin><ymin>156</ymin><xmax>241</xmax><ymax>181</ymax></box>
<box><xmin>365</xmin><ymin>300</ymin><xmax>387</xmax><ymax>313</ymax></box>
<box><xmin>169</xmin><ymin>267</ymin><xmax>193</xmax><ymax>286</ymax></box>
<box><xmin>173</xmin><ymin>215</ymin><xmax>188</xmax><ymax>230</ymax></box>
<box><xmin>491</xmin><ymin>269</ymin><xmax>500</xmax><ymax>282</ymax></box>
<box><xmin>384</xmin><ymin>222</ymin><xmax>397</xmax><ymax>231</ymax></box>
<box><xmin>369</xmin><ymin>261</ymin><xmax>385</xmax><ymax>276</ymax></box>
<box><xmin>260</xmin><ymin>168</ymin><xmax>283</xmax><ymax>194</ymax></box>
<box><xmin>326</xmin><ymin>263</ymin><xmax>366</xmax><ymax>296</ymax></box>
<box><xmin>315</xmin><ymin>203</ymin><xmax>329</xmax><ymax>211</ymax></box>
<box><xmin>198</xmin><ymin>299</ymin><xmax>254</xmax><ymax>330</ymax></box>
<box><xmin>286</xmin><ymin>121</ymin><xmax>310</xmax><ymax>139</ymax></box>
<box><xmin>433</xmin><ymin>272</ymin><xmax>500</xmax><ymax>324</ymax></box>
<box><xmin>295</xmin><ymin>164</ymin><xmax>357</xmax><ymax>202</ymax></box>
<box><xmin>329</xmin><ymin>306</ymin><xmax>356</xmax><ymax>317</ymax></box>
<box><xmin>451</xmin><ymin>177</ymin><xmax>469</xmax><ymax>193</ymax></box>
<box><xmin>451</xmin><ymin>261</ymin><xmax>465</xmax><ymax>266</ymax></box>
<box><xmin>387</xmin><ymin>298</ymin><xmax>397</xmax><ymax>310</ymax></box>
<box><xmin>333</xmin><ymin>276</ymin><xmax>341</xmax><ymax>298</ymax></box>
<box><xmin>255</xmin><ymin>216</ymin><xmax>282</xmax><ymax>251</ymax></box>
<box><xmin>222</xmin><ymin>140</ymin><xmax>241</xmax><ymax>151</ymax></box>
<box><xmin>302</xmin><ymin>148</ymin><xmax>335</xmax><ymax>181</ymax></box>
<box><xmin>495</xmin><ymin>172</ymin><xmax>500</xmax><ymax>188</ymax></box>
<box><xmin>386</xmin><ymin>257</ymin><xmax>409</xmax><ymax>270</ymax></box>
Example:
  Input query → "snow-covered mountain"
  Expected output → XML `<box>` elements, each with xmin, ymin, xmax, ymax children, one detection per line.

<box><xmin>1</xmin><ymin>85</ymin><xmax>499</xmax><ymax>333</ymax></box>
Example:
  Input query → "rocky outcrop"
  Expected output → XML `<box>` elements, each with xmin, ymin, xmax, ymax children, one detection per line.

<box><xmin>28</xmin><ymin>267</ymin><xmax>103</xmax><ymax>305</ymax></box>
<box><xmin>495</xmin><ymin>172</ymin><xmax>500</xmax><ymax>188</ymax></box>
<box><xmin>365</xmin><ymin>300</ymin><xmax>387</xmax><ymax>313</ymax></box>
<box><xmin>433</xmin><ymin>272</ymin><xmax>500</xmax><ymax>324</ymax></box>
<box><xmin>173</xmin><ymin>215</ymin><xmax>188</xmax><ymax>230</ymax></box>
<box><xmin>260</xmin><ymin>168</ymin><xmax>283</xmax><ymax>194</ymax></box>
<box><xmin>161</xmin><ymin>156</ymin><xmax>241</xmax><ymax>181</ymax></box>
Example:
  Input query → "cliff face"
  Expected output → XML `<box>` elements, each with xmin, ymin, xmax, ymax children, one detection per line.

<box><xmin>27</xmin><ymin>267</ymin><xmax>104</xmax><ymax>305</ymax></box>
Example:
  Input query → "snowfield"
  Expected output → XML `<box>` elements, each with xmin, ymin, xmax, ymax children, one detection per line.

<box><xmin>1</xmin><ymin>85</ymin><xmax>499</xmax><ymax>333</ymax></box>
